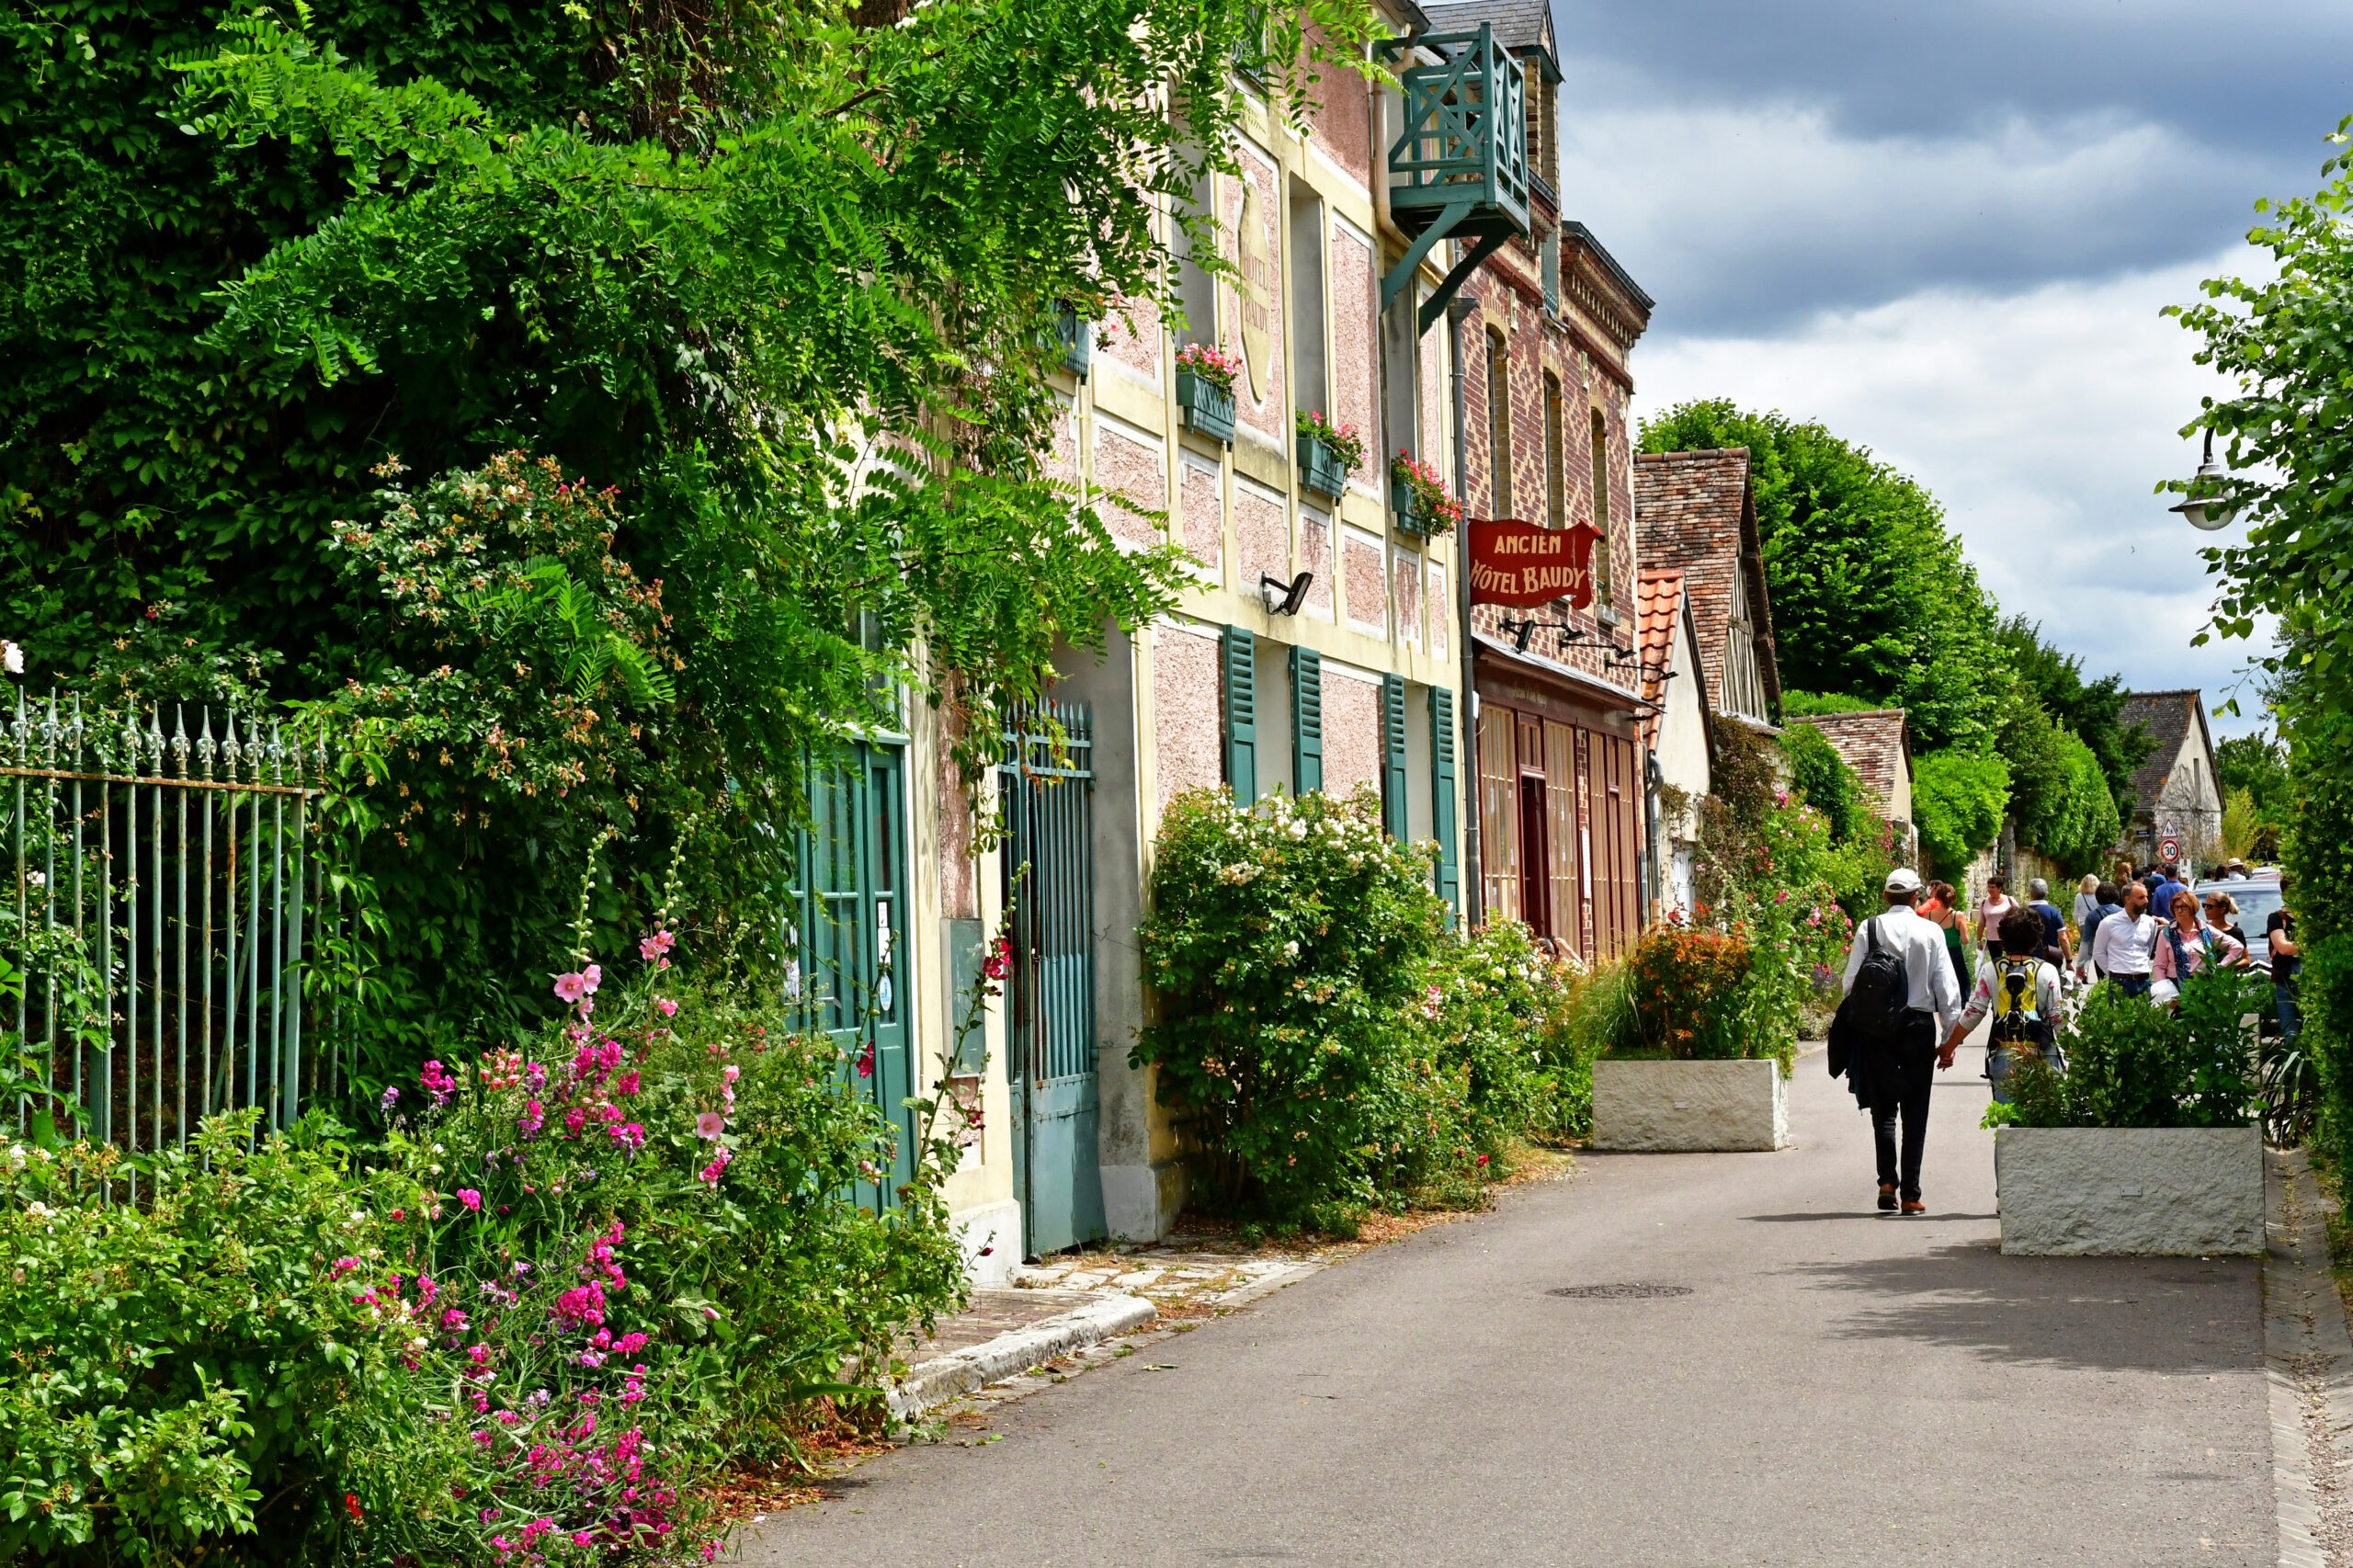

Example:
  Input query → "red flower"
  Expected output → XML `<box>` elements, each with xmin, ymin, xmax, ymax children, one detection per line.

<box><xmin>983</xmin><ymin>937</ymin><xmax>1013</xmax><ymax>982</ymax></box>
<box><xmin>345</xmin><ymin>1493</ymin><xmax>365</xmax><ymax>1526</ymax></box>
<box><xmin>856</xmin><ymin>1042</ymin><xmax>876</xmax><ymax>1080</ymax></box>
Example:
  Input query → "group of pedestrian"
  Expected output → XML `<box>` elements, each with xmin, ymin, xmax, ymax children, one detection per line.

<box><xmin>1827</xmin><ymin>856</ymin><xmax>2301</xmax><ymax>1216</ymax></box>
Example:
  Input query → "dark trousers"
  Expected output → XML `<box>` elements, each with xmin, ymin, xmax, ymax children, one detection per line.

<box><xmin>1864</xmin><ymin>1013</ymin><xmax>1938</xmax><ymax>1202</ymax></box>
<box><xmin>2112</xmin><ymin>973</ymin><xmax>2153</xmax><ymax>998</ymax></box>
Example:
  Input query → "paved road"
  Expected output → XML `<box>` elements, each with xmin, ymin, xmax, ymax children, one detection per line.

<box><xmin>742</xmin><ymin>1041</ymin><xmax>2271</xmax><ymax>1567</ymax></box>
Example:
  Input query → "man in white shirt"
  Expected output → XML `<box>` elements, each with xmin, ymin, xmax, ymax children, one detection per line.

<box><xmin>1841</xmin><ymin>868</ymin><xmax>1964</xmax><ymax>1214</ymax></box>
<box><xmin>2088</xmin><ymin>881</ymin><xmax>2159</xmax><ymax>999</ymax></box>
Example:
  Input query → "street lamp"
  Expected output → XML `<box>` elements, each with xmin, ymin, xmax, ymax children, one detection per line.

<box><xmin>2169</xmin><ymin>428</ymin><xmax>2237</xmax><ymax>531</ymax></box>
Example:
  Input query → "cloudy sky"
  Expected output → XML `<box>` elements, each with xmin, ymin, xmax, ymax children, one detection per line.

<box><xmin>1555</xmin><ymin>0</ymin><xmax>2353</xmax><ymax>735</ymax></box>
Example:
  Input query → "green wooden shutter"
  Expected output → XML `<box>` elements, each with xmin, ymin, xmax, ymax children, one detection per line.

<box><xmin>1429</xmin><ymin>686</ymin><xmax>1460</xmax><ymax>912</ymax></box>
<box><xmin>1222</xmin><ymin>624</ymin><xmax>1257</xmax><ymax>805</ymax></box>
<box><xmin>1290</xmin><ymin>646</ymin><xmax>1324</xmax><ymax>796</ymax></box>
<box><xmin>1381</xmin><ymin>673</ymin><xmax>1410</xmax><ymax>838</ymax></box>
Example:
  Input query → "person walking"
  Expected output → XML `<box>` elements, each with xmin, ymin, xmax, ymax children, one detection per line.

<box><xmin>2153</xmin><ymin>887</ymin><xmax>2245</xmax><ymax>995</ymax></box>
<box><xmin>2076</xmin><ymin>881</ymin><xmax>2124</xmax><ymax>982</ymax></box>
<box><xmin>2025</xmin><ymin>877</ymin><xmax>2074</xmax><ymax>967</ymax></box>
<box><xmin>2271</xmin><ymin>878</ymin><xmax>2302</xmax><ymax>1041</ymax></box>
<box><xmin>2072</xmin><ymin>872</ymin><xmax>2102</xmax><ymax>931</ymax></box>
<box><xmin>2151</xmin><ymin>862</ymin><xmax>2189</xmax><ymax>926</ymax></box>
<box><xmin>1949</xmin><ymin>905</ymin><xmax>2066</xmax><ymax>1104</ymax></box>
<box><xmin>1836</xmin><ymin>868</ymin><xmax>1964</xmax><ymax>1216</ymax></box>
<box><xmin>2200</xmin><ymin>892</ymin><xmax>2251</xmax><ymax>966</ymax></box>
<box><xmin>2090</xmin><ymin>881</ymin><xmax>2161</xmax><ymax>997</ymax></box>
<box><xmin>1976</xmin><ymin>874</ymin><xmax>2017</xmax><ymax>962</ymax></box>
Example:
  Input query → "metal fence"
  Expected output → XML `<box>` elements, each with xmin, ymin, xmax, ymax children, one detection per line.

<box><xmin>2</xmin><ymin>696</ymin><xmax>338</xmax><ymax>1169</ymax></box>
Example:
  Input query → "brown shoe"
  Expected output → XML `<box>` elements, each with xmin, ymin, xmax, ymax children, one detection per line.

<box><xmin>1902</xmin><ymin>1200</ymin><xmax>1927</xmax><ymax>1216</ymax></box>
<box><xmin>1877</xmin><ymin>1184</ymin><xmax>1898</xmax><ymax>1212</ymax></box>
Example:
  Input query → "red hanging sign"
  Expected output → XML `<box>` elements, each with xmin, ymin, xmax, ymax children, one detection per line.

<box><xmin>1467</xmin><ymin>517</ymin><xmax>1603</xmax><ymax>609</ymax></box>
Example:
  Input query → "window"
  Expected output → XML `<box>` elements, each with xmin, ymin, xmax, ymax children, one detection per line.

<box><xmin>1288</xmin><ymin>180</ymin><xmax>1327</xmax><ymax>420</ymax></box>
<box><xmin>1485</xmin><ymin>329</ymin><xmax>1512</xmax><ymax>518</ymax></box>
<box><xmin>1381</xmin><ymin>285</ymin><xmax>1419</xmax><ymax>466</ymax></box>
<box><xmin>1175</xmin><ymin>167</ymin><xmax>1217</xmax><ymax>349</ymax></box>
<box><xmin>1588</xmin><ymin>410</ymin><xmax>1613</xmax><ymax>605</ymax></box>
<box><xmin>1542</xmin><ymin>373</ymin><xmax>1565</xmax><ymax>529</ymax></box>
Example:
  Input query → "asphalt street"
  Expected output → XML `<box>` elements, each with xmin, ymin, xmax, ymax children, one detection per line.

<box><xmin>741</xmin><ymin>1039</ymin><xmax>2272</xmax><ymax>1567</ymax></box>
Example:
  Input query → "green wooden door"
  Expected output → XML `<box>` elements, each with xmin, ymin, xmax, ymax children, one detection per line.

<box><xmin>790</xmin><ymin>741</ymin><xmax>915</xmax><ymax>1210</ymax></box>
<box><xmin>1002</xmin><ymin>702</ymin><xmax>1104</xmax><ymax>1257</ymax></box>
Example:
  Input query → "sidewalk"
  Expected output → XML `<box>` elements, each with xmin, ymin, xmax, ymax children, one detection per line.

<box><xmin>745</xmin><ymin>1043</ymin><xmax>2279</xmax><ymax>1565</ymax></box>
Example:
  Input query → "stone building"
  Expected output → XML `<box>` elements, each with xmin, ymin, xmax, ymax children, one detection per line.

<box><xmin>1784</xmin><ymin>708</ymin><xmax>1917</xmax><ymax>862</ymax></box>
<box><xmin>1633</xmin><ymin>568</ymin><xmax>1713</xmax><ymax>917</ymax></box>
<box><xmin>2117</xmin><ymin>689</ymin><xmax>2222</xmax><ymax>869</ymax></box>
<box><xmin>1431</xmin><ymin>0</ymin><xmax>1658</xmax><ymax>963</ymax></box>
<box><xmin>1629</xmin><ymin>448</ymin><xmax>1780</xmax><ymax>735</ymax></box>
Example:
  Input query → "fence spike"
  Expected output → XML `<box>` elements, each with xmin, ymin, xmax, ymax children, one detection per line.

<box><xmin>171</xmin><ymin>706</ymin><xmax>189</xmax><ymax>774</ymax></box>
<box><xmin>222</xmin><ymin>711</ymin><xmax>243</xmax><ymax>779</ymax></box>
<box><xmin>39</xmin><ymin>691</ymin><xmax>58</xmax><ymax>766</ymax></box>
<box><xmin>197</xmin><ymin>709</ymin><xmax>216</xmax><ymax>775</ymax></box>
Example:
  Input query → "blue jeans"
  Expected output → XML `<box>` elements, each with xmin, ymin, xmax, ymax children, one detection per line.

<box><xmin>2279</xmin><ymin>983</ymin><xmax>2302</xmax><ymax>1042</ymax></box>
<box><xmin>1986</xmin><ymin>1038</ymin><xmax>2066</xmax><ymax>1104</ymax></box>
<box><xmin>2112</xmin><ymin>973</ymin><xmax>2153</xmax><ymax>998</ymax></box>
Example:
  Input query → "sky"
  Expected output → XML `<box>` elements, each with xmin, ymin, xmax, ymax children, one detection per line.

<box><xmin>1553</xmin><ymin>0</ymin><xmax>2353</xmax><ymax>736</ymax></box>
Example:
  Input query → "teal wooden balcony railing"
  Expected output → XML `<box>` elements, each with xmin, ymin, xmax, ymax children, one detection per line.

<box><xmin>1377</xmin><ymin>23</ymin><xmax>1530</xmax><ymax>333</ymax></box>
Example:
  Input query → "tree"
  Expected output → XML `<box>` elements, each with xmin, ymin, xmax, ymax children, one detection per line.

<box><xmin>1638</xmin><ymin>400</ymin><xmax>2008</xmax><ymax>750</ymax></box>
<box><xmin>1</xmin><ymin>0</ymin><xmax>1376</xmax><ymax>1062</ymax></box>
<box><xmin>1912</xmin><ymin>749</ymin><xmax>2010</xmax><ymax>880</ymax></box>
<box><xmin>1993</xmin><ymin>615</ymin><xmax>2151</xmax><ymax>824</ymax></box>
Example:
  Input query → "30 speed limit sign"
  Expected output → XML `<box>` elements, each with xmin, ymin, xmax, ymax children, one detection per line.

<box><xmin>2159</xmin><ymin>836</ymin><xmax>2181</xmax><ymax>863</ymax></box>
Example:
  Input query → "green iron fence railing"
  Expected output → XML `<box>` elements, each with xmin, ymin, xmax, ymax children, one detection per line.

<box><xmin>1</xmin><ymin>695</ymin><xmax>340</xmax><ymax>1181</ymax></box>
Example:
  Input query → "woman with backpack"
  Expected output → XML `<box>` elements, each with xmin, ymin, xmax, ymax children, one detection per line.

<box><xmin>1946</xmin><ymin>905</ymin><xmax>2066</xmax><ymax>1103</ymax></box>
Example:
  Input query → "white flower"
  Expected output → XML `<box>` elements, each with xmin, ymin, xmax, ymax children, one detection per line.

<box><xmin>24</xmin><ymin>1201</ymin><xmax>49</xmax><ymax>1220</ymax></box>
<box><xmin>1283</xmin><ymin>941</ymin><xmax>1301</xmax><ymax>960</ymax></box>
<box><xmin>23</xmin><ymin>871</ymin><xmax>40</xmax><ymax>890</ymax></box>
<box><xmin>0</xmin><ymin>642</ymin><xmax>20</xmax><ymax>676</ymax></box>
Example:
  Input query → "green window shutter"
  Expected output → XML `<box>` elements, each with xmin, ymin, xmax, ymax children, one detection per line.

<box><xmin>1381</xmin><ymin>673</ymin><xmax>1410</xmax><ymax>838</ymax></box>
<box><xmin>1291</xmin><ymin>646</ymin><xmax>1324</xmax><ymax>795</ymax></box>
<box><xmin>1429</xmin><ymin>686</ymin><xmax>1460</xmax><ymax>911</ymax></box>
<box><xmin>1222</xmin><ymin>624</ymin><xmax>1258</xmax><ymax>805</ymax></box>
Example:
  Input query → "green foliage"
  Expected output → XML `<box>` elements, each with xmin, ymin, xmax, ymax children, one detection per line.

<box><xmin>1132</xmin><ymin>788</ymin><xmax>1460</xmax><ymax>1226</ymax></box>
<box><xmin>2218</xmin><ymin>730</ymin><xmax>2289</xmax><ymax>860</ymax></box>
<box><xmin>1637</xmin><ymin>400</ymin><xmax>2006</xmax><ymax>750</ymax></box>
<box><xmin>1780</xmin><ymin>689</ymin><xmax>1878</xmax><ymax>720</ymax></box>
<box><xmin>1994</xmin><ymin>616</ymin><xmax>2153</xmax><ymax>824</ymax></box>
<box><xmin>1911</xmin><ymin>749</ymin><xmax>2010</xmax><ymax>878</ymax></box>
<box><xmin>2004</xmin><ymin>710</ymin><xmax>2122</xmax><ymax>878</ymax></box>
<box><xmin>1779</xmin><ymin>722</ymin><xmax>1864</xmax><ymax>844</ymax></box>
<box><xmin>0</xmin><ymin>1117</ymin><xmax>451</xmax><ymax>1562</ymax></box>
<box><xmin>2005</xmin><ymin>972</ymin><xmax>2263</xmax><ymax>1128</ymax></box>
<box><xmin>1624</xmin><ymin>926</ymin><xmax>1753</xmax><ymax>1060</ymax></box>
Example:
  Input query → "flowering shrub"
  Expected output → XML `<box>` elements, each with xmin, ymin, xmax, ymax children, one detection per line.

<box><xmin>1623</xmin><ymin>925</ymin><xmax>1756</xmax><ymax>1060</ymax></box>
<box><xmin>1174</xmin><ymin>342</ymin><xmax>1243</xmax><ymax>394</ymax></box>
<box><xmin>1134</xmin><ymin>787</ymin><xmax>1457</xmax><ymax>1226</ymax></box>
<box><xmin>1420</xmin><ymin>920</ymin><xmax>1582</xmax><ymax>1153</ymax></box>
<box><xmin>1389</xmin><ymin>451</ymin><xmax>1462</xmax><ymax>533</ymax></box>
<box><xmin>1294</xmin><ymin>409</ymin><xmax>1364</xmax><ymax>472</ymax></box>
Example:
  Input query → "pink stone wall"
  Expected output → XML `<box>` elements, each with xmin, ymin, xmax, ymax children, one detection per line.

<box><xmin>1343</xmin><ymin>529</ymin><xmax>1384</xmax><ymax>634</ymax></box>
<box><xmin>1100</xmin><ymin>291</ymin><xmax>1163</xmax><ymax>381</ymax></box>
<box><xmin>1303</xmin><ymin>21</ymin><xmax>1370</xmax><ymax>184</ymax></box>
<box><xmin>1237</xmin><ymin>483</ymin><xmax>1290</xmax><ymax>595</ymax></box>
<box><xmin>1094</xmin><ymin>424</ymin><xmax>1165</xmax><ymax>550</ymax></box>
<box><xmin>1179</xmin><ymin>458</ymin><xmax>1223</xmax><ymax>578</ymax></box>
<box><xmin>1300</xmin><ymin>510</ymin><xmax>1335</xmax><ymax>619</ymax></box>
<box><xmin>1428</xmin><ymin>562</ymin><xmax>1449</xmax><ymax>657</ymax></box>
<box><xmin>1154</xmin><ymin>627</ymin><xmax>1225</xmax><ymax>812</ymax></box>
<box><xmin>1048</xmin><ymin>400</ymin><xmax>1080</xmax><ymax>490</ymax></box>
<box><xmin>1328</xmin><ymin>222</ymin><xmax>1376</xmax><ymax>479</ymax></box>
<box><xmin>1392</xmin><ymin>549</ymin><xmax>1421</xmax><ymax>645</ymax></box>
<box><xmin>1225</xmin><ymin>147</ymin><xmax>1287</xmax><ymax>442</ymax></box>
<box><xmin>1323</xmin><ymin>674</ymin><xmax>1381</xmax><ymax>796</ymax></box>
<box><xmin>1419</xmin><ymin>311</ymin><xmax>1449</xmax><ymax>481</ymax></box>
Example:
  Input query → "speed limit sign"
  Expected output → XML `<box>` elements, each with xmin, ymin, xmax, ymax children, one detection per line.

<box><xmin>2159</xmin><ymin>836</ymin><xmax>2181</xmax><ymax>863</ymax></box>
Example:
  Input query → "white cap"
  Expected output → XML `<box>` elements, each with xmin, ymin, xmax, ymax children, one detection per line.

<box><xmin>1884</xmin><ymin>867</ymin><xmax>1924</xmax><ymax>893</ymax></box>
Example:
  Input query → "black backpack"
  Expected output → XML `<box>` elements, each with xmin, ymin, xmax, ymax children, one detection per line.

<box><xmin>1829</xmin><ymin>917</ymin><xmax>1912</xmax><ymax>1078</ymax></box>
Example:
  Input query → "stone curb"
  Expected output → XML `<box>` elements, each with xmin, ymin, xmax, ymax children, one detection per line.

<box><xmin>2261</xmin><ymin>1147</ymin><xmax>2353</xmax><ymax>1568</ymax></box>
<box><xmin>887</xmin><ymin>1293</ymin><xmax>1157</xmax><ymax>1420</ymax></box>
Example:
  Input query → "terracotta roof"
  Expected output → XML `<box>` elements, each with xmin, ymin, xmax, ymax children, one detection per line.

<box><xmin>1631</xmin><ymin>448</ymin><xmax>1781</xmax><ymax>722</ymax></box>
<box><xmin>1632</xmin><ymin>569</ymin><xmax>1686</xmax><ymax>749</ymax></box>
<box><xmin>1786</xmin><ymin>710</ymin><xmax>1912</xmax><ymax>815</ymax></box>
<box><xmin>2119</xmin><ymin>689</ymin><xmax>2211</xmax><ymax>818</ymax></box>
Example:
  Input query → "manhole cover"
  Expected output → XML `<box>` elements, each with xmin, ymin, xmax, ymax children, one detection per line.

<box><xmin>1547</xmin><ymin>1283</ymin><xmax>1693</xmax><ymax>1301</ymax></box>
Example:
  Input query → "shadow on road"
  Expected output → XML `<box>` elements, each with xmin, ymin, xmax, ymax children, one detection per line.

<box><xmin>1743</xmin><ymin>1210</ymin><xmax>1999</xmax><ymax>1222</ymax></box>
<box><xmin>1783</xmin><ymin>1242</ymin><xmax>2259</xmax><ymax>1374</ymax></box>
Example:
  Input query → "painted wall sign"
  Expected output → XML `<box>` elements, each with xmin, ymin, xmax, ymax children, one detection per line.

<box><xmin>1237</xmin><ymin>177</ymin><xmax>1273</xmax><ymax>401</ymax></box>
<box><xmin>1469</xmin><ymin>517</ymin><xmax>1603</xmax><ymax>609</ymax></box>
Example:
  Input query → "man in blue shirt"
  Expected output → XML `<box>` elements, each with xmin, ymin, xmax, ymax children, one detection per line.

<box><xmin>2150</xmin><ymin>863</ymin><xmax>2188</xmax><ymax>926</ymax></box>
<box><xmin>2025</xmin><ymin>878</ymin><xmax>2072</xmax><ymax>965</ymax></box>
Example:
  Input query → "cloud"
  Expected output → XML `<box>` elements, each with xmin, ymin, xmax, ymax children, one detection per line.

<box><xmin>1631</xmin><ymin>254</ymin><xmax>2280</xmax><ymax>734</ymax></box>
<box><xmin>1561</xmin><ymin>96</ymin><xmax>2278</xmax><ymax>332</ymax></box>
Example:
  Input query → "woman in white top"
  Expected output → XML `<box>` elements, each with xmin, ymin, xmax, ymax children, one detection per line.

<box><xmin>2073</xmin><ymin>872</ymin><xmax>2101</xmax><ymax>931</ymax></box>
<box><xmin>1948</xmin><ymin>905</ymin><xmax>2068</xmax><ymax>1102</ymax></box>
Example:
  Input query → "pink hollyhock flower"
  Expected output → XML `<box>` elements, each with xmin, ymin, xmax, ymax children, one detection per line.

<box><xmin>855</xmin><ymin>1043</ymin><xmax>875</xmax><ymax>1080</ymax></box>
<box><xmin>695</xmin><ymin>1111</ymin><xmax>725</xmax><ymax>1140</ymax></box>
<box><xmin>640</xmin><ymin>929</ymin><xmax>676</xmax><ymax>963</ymax></box>
<box><xmin>552</xmin><ymin>971</ymin><xmax>588</xmax><ymax>1004</ymax></box>
<box><xmin>458</xmin><ymin>1187</ymin><xmax>482</xmax><ymax>1212</ymax></box>
<box><xmin>656</xmin><ymin>997</ymin><xmax>677</xmax><ymax>1017</ymax></box>
<box><xmin>698</xmin><ymin>1147</ymin><xmax>733</xmax><ymax>1186</ymax></box>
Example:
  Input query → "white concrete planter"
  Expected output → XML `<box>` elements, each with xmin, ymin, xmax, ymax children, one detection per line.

<box><xmin>1590</xmin><ymin>1058</ymin><xmax>1789</xmax><ymax>1153</ymax></box>
<box><xmin>1995</xmin><ymin>1125</ymin><xmax>2265</xmax><ymax>1256</ymax></box>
